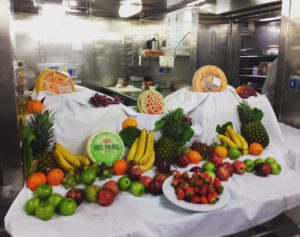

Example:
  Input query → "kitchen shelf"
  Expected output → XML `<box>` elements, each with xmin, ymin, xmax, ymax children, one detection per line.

<box><xmin>239</xmin><ymin>74</ymin><xmax>266</xmax><ymax>78</ymax></box>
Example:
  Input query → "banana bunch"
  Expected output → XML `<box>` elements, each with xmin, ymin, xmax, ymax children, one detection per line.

<box><xmin>217</xmin><ymin>126</ymin><xmax>249</xmax><ymax>155</ymax></box>
<box><xmin>127</xmin><ymin>129</ymin><xmax>155</xmax><ymax>172</ymax></box>
<box><xmin>53</xmin><ymin>143</ymin><xmax>91</xmax><ymax>171</ymax></box>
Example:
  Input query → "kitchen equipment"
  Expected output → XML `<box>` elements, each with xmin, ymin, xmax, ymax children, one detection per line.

<box><xmin>146</xmin><ymin>34</ymin><xmax>159</xmax><ymax>50</ymax></box>
<box><xmin>129</xmin><ymin>75</ymin><xmax>144</xmax><ymax>88</ymax></box>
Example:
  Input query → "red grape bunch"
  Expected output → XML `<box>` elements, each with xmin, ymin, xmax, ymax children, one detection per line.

<box><xmin>89</xmin><ymin>93</ymin><xmax>121</xmax><ymax>107</ymax></box>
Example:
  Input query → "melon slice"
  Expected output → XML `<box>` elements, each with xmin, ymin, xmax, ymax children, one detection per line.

<box><xmin>192</xmin><ymin>65</ymin><xmax>227</xmax><ymax>92</ymax></box>
<box><xmin>35</xmin><ymin>69</ymin><xmax>75</xmax><ymax>94</ymax></box>
<box><xmin>137</xmin><ymin>90</ymin><xmax>165</xmax><ymax>114</ymax></box>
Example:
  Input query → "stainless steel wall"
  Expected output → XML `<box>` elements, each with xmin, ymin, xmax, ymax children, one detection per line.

<box><xmin>275</xmin><ymin>0</ymin><xmax>300</xmax><ymax>128</ymax></box>
<box><xmin>11</xmin><ymin>15</ymin><xmax>191</xmax><ymax>88</ymax></box>
<box><xmin>0</xmin><ymin>0</ymin><xmax>23</xmax><ymax>208</ymax></box>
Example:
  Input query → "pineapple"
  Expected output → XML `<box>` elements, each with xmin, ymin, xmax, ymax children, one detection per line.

<box><xmin>155</xmin><ymin>137</ymin><xmax>179</xmax><ymax>163</ymax></box>
<box><xmin>237</xmin><ymin>102</ymin><xmax>269</xmax><ymax>148</ymax></box>
<box><xmin>28</xmin><ymin>110</ymin><xmax>55</xmax><ymax>173</ymax></box>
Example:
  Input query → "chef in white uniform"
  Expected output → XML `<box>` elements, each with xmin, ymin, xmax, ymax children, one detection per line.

<box><xmin>262</xmin><ymin>58</ymin><xmax>278</xmax><ymax>106</ymax></box>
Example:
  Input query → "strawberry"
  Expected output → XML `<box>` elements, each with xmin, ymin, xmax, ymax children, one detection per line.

<box><xmin>179</xmin><ymin>180</ymin><xmax>189</xmax><ymax>190</ymax></box>
<box><xmin>190</xmin><ymin>178</ymin><xmax>198</xmax><ymax>186</ymax></box>
<box><xmin>215</xmin><ymin>186</ymin><xmax>224</xmax><ymax>194</ymax></box>
<box><xmin>185</xmin><ymin>187</ymin><xmax>195</xmax><ymax>200</ymax></box>
<box><xmin>196</xmin><ymin>179</ymin><xmax>203</xmax><ymax>187</ymax></box>
<box><xmin>200</xmin><ymin>196</ymin><xmax>208</xmax><ymax>204</ymax></box>
<box><xmin>213</xmin><ymin>178</ymin><xmax>222</xmax><ymax>188</ymax></box>
<box><xmin>201</xmin><ymin>172</ymin><xmax>209</xmax><ymax>180</ymax></box>
<box><xmin>192</xmin><ymin>172</ymin><xmax>199</xmax><ymax>179</ymax></box>
<box><xmin>193</xmin><ymin>186</ymin><xmax>200</xmax><ymax>195</ymax></box>
<box><xmin>176</xmin><ymin>187</ymin><xmax>185</xmax><ymax>200</ymax></box>
<box><xmin>200</xmin><ymin>185</ymin><xmax>208</xmax><ymax>196</ymax></box>
<box><xmin>208</xmin><ymin>189</ymin><xmax>218</xmax><ymax>195</ymax></box>
<box><xmin>171</xmin><ymin>178</ymin><xmax>180</xmax><ymax>188</ymax></box>
<box><xmin>171</xmin><ymin>170</ymin><xmax>181</xmax><ymax>179</ymax></box>
<box><xmin>207</xmin><ymin>193</ymin><xmax>219</xmax><ymax>204</ymax></box>
<box><xmin>191</xmin><ymin>196</ymin><xmax>200</xmax><ymax>204</ymax></box>
<box><xmin>180</xmin><ymin>172</ymin><xmax>189</xmax><ymax>181</ymax></box>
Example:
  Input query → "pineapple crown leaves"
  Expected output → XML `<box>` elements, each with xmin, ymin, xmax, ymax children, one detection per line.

<box><xmin>154</xmin><ymin>108</ymin><xmax>194</xmax><ymax>147</ymax></box>
<box><xmin>28</xmin><ymin>110</ymin><xmax>55</xmax><ymax>155</ymax></box>
<box><xmin>237</xmin><ymin>101</ymin><xmax>264</xmax><ymax>124</ymax></box>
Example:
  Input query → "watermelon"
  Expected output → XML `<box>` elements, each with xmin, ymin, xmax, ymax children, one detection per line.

<box><xmin>137</xmin><ymin>90</ymin><xmax>165</xmax><ymax>114</ymax></box>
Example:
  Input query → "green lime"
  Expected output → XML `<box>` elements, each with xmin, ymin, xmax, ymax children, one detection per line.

<box><xmin>202</xmin><ymin>161</ymin><xmax>215</xmax><ymax>171</ymax></box>
<box><xmin>80</xmin><ymin>170</ymin><xmax>96</xmax><ymax>186</ymax></box>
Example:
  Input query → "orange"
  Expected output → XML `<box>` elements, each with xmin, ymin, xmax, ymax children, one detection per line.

<box><xmin>47</xmin><ymin>168</ymin><xmax>64</xmax><ymax>186</ymax></box>
<box><xmin>26</xmin><ymin>100</ymin><xmax>44</xmax><ymax>114</ymax></box>
<box><xmin>113</xmin><ymin>159</ymin><xmax>128</xmax><ymax>175</ymax></box>
<box><xmin>214</xmin><ymin>146</ymin><xmax>228</xmax><ymax>159</ymax></box>
<box><xmin>26</xmin><ymin>172</ymin><xmax>47</xmax><ymax>191</ymax></box>
<box><xmin>186</xmin><ymin>150</ymin><xmax>202</xmax><ymax>164</ymax></box>
<box><xmin>249</xmin><ymin>142</ymin><xmax>263</xmax><ymax>156</ymax></box>
<box><xmin>122</xmin><ymin>117</ymin><xmax>138</xmax><ymax>129</ymax></box>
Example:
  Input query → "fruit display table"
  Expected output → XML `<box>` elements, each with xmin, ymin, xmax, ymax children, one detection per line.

<box><xmin>5</xmin><ymin>85</ymin><xmax>300</xmax><ymax>237</ymax></box>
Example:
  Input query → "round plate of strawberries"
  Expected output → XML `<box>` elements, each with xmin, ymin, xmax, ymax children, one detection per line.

<box><xmin>162</xmin><ymin>171</ymin><xmax>230</xmax><ymax>212</ymax></box>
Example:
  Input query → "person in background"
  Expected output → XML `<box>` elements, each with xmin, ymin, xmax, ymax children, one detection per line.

<box><xmin>262</xmin><ymin>58</ymin><xmax>278</xmax><ymax>107</ymax></box>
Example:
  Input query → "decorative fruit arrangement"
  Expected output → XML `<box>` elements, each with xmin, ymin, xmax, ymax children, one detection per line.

<box><xmin>137</xmin><ymin>89</ymin><xmax>165</xmax><ymax>114</ymax></box>
<box><xmin>171</xmin><ymin>171</ymin><xmax>224</xmax><ymax>204</ymax></box>
<box><xmin>89</xmin><ymin>93</ymin><xmax>121</xmax><ymax>107</ymax></box>
<box><xmin>236</xmin><ymin>85</ymin><xmax>258</xmax><ymax>99</ymax></box>
<box><xmin>126</xmin><ymin>129</ymin><xmax>155</xmax><ymax>172</ymax></box>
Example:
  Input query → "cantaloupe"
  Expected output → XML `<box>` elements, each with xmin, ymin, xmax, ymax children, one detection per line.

<box><xmin>192</xmin><ymin>65</ymin><xmax>227</xmax><ymax>92</ymax></box>
<box><xmin>35</xmin><ymin>70</ymin><xmax>75</xmax><ymax>94</ymax></box>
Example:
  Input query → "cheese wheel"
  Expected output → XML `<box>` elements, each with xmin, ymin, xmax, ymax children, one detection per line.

<box><xmin>192</xmin><ymin>65</ymin><xmax>227</xmax><ymax>92</ymax></box>
<box><xmin>35</xmin><ymin>70</ymin><xmax>75</xmax><ymax>94</ymax></box>
<box><xmin>86</xmin><ymin>131</ymin><xmax>125</xmax><ymax>165</ymax></box>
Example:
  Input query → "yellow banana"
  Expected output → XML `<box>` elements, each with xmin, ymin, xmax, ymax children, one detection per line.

<box><xmin>55</xmin><ymin>143</ymin><xmax>81</xmax><ymax>168</ymax></box>
<box><xmin>217</xmin><ymin>134</ymin><xmax>238</xmax><ymax>149</ymax></box>
<box><xmin>236</xmin><ymin>133</ymin><xmax>249</xmax><ymax>150</ymax></box>
<box><xmin>75</xmin><ymin>155</ymin><xmax>91</xmax><ymax>167</ymax></box>
<box><xmin>226</xmin><ymin>126</ymin><xmax>242</xmax><ymax>149</ymax></box>
<box><xmin>140</xmin><ymin>151</ymin><xmax>155</xmax><ymax>173</ymax></box>
<box><xmin>225</xmin><ymin>131</ymin><xmax>231</xmax><ymax>139</ymax></box>
<box><xmin>127</xmin><ymin>137</ymin><xmax>139</xmax><ymax>162</ymax></box>
<box><xmin>138</xmin><ymin>132</ymin><xmax>154</xmax><ymax>165</ymax></box>
<box><xmin>133</xmin><ymin>128</ymin><xmax>147</xmax><ymax>162</ymax></box>
<box><xmin>242</xmin><ymin>149</ymin><xmax>249</xmax><ymax>155</ymax></box>
<box><xmin>53</xmin><ymin>148</ymin><xmax>74</xmax><ymax>171</ymax></box>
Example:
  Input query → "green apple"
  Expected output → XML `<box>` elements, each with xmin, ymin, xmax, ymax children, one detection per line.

<box><xmin>265</xmin><ymin>157</ymin><xmax>277</xmax><ymax>165</ymax></box>
<box><xmin>80</xmin><ymin>170</ymin><xmax>96</xmax><ymax>186</ymax></box>
<box><xmin>244</xmin><ymin>159</ymin><xmax>255</xmax><ymax>172</ymax></box>
<box><xmin>254</xmin><ymin>158</ymin><xmax>264</xmax><ymax>166</ymax></box>
<box><xmin>24</xmin><ymin>197</ymin><xmax>41</xmax><ymax>215</ymax></box>
<box><xmin>228</xmin><ymin>148</ymin><xmax>241</xmax><ymax>160</ymax></box>
<box><xmin>204</xmin><ymin>170</ymin><xmax>216</xmax><ymax>178</ymax></box>
<box><xmin>202</xmin><ymin>161</ymin><xmax>215</xmax><ymax>171</ymax></box>
<box><xmin>118</xmin><ymin>176</ymin><xmax>131</xmax><ymax>191</ymax></box>
<box><xmin>270</xmin><ymin>163</ymin><xmax>282</xmax><ymax>175</ymax></box>
<box><xmin>35</xmin><ymin>184</ymin><xmax>53</xmax><ymax>200</ymax></box>
<box><xmin>58</xmin><ymin>198</ymin><xmax>77</xmax><ymax>216</ymax></box>
<box><xmin>47</xmin><ymin>193</ymin><xmax>63</xmax><ymax>210</ymax></box>
<box><xmin>129</xmin><ymin>182</ymin><xmax>145</xmax><ymax>197</ymax></box>
<box><xmin>35</xmin><ymin>202</ymin><xmax>55</xmax><ymax>221</ymax></box>
<box><xmin>85</xmin><ymin>185</ymin><xmax>100</xmax><ymax>203</ymax></box>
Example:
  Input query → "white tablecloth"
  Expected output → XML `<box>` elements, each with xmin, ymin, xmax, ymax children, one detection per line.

<box><xmin>5</xmin><ymin>85</ymin><xmax>300</xmax><ymax>237</ymax></box>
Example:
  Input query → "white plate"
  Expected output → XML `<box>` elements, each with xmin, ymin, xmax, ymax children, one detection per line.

<box><xmin>162</xmin><ymin>174</ymin><xmax>230</xmax><ymax>212</ymax></box>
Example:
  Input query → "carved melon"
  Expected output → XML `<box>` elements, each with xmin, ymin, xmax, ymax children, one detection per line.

<box><xmin>192</xmin><ymin>65</ymin><xmax>227</xmax><ymax>92</ymax></box>
<box><xmin>35</xmin><ymin>70</ymin><xmax>75</xmax><ymax>94</ymax></box>
<box><xmin>137</xmin><ymin>90</ymin><xmax>165</xmax><ymax>114</ymax></box>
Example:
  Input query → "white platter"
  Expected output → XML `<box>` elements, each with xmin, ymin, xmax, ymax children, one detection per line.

<box><xmin>162</xmin><ymin>174</ymin><xmax>230</xmax><ymax>212</ymax></box>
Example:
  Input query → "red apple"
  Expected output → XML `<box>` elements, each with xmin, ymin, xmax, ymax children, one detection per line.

<box><xmin>176</xmin><ymin>154</ymin><xmax>189</xmax><ymax>168</ymax></box>
<box><xmin>148</xmin><ymin>179</ymin><xmax>163</xmax><ymax>196</ymax></box>
<box><xmin>139</xmin><ymin>176</ymin><xmax>152</xmax><ymax>192</ymax></box>
<box><xmin>103</xmin><ymin>180</ymin><xmax>119</xmax><ymax>196</ymax></box>
<box><xmin>233</xmin><ymin>160</ymin><xmax>246</xmax><ymax>175</ymax></box>
<box><xmin>221</xmin><ymin>162</ymin><xmax>234</xmax><ymax>176</ymax></box>
<box><xmin>255</xmin><ymin>163</ymin><xmax>271</xmax><ymax>177</ymax></box>
<box><xmin>97</xmin><ymin>188</ymin><xmax>115</xmax><ymax>206</ymax></box>
<box><xmin>209</xmin><ymin>155</ymin><xmax>223</xmax><ymax>167</ymax></box>
<box><xmin>128</xmin><ymin>165</ymin><xmax>142</xmax><ymax>181</ymax></box>
<box><xmin>66</xmin><ymin>188</ymin><xmax>86</xmax><ymax>206</ymax></box>
<box><xmin>156</xmin><ymin>159</ymin><xmax>171</xmax><ymax>174</ymax></box>
<box><xmin>216</xmin><ymin>166</ymin><xmax>230</xmax><ymax>181</ymax></box>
